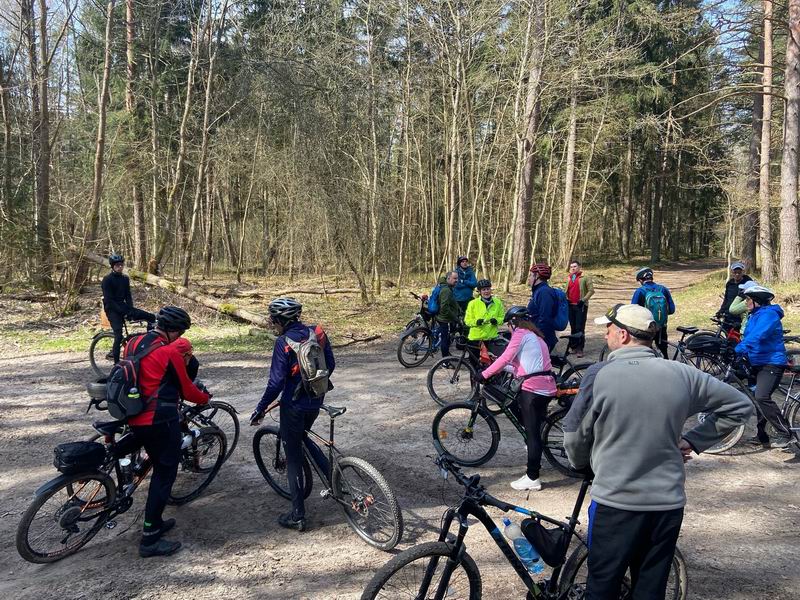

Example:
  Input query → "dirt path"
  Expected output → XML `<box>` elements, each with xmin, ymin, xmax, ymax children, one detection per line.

<box><xmin>2</xmin><ymin>259</ymin><xmax>798</xmax><ymax>600</ymax></box>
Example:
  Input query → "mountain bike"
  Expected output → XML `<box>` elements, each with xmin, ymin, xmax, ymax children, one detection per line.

<box><xmin>89</xmin><ymin>319</ymin><xmax>152</xmax><ymax>378</ymax></box>
<box><xmin>15</xmin><ymin>405</ymin><xmax>225</xmax><ymax>563</ymax></box>
<box><xmin>396</xmin><ymin>292</ymin><xmax>441</xmax><ymax>368</ymax></box>
<box><xmin>361</xmin><ymin>454</ymin><xmax>688</xmax><ymax>600</ymax></box>
<box><xmin>252</xmin><ymin>401</ymin><xmax>404</xmax><ymax>551</ymax></box>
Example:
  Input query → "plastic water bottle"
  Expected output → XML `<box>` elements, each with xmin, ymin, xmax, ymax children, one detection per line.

<box><xmin>503</xmin><ymin>518</ymin><xmax>544</xmax><ymax>575</ymax></box>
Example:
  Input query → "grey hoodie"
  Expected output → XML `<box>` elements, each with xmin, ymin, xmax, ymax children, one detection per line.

<box><xmin>564</xmin><ymin>346</ymin><xmax>753</xmax><ymax>511</ymax></box>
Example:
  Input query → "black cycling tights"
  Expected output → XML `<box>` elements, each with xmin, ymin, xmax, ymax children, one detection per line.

<box><xmin>751</xmin><ymin>365</ymin><xmax>792</xmax><ymax>442</ymax></box>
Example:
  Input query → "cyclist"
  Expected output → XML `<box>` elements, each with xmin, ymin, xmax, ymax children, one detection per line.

<box><xmin>565</xmin><ymin>259</ymin><xmax>594</xmax><ymax>358</ymax></box>
<box><xmin>728</xmin><ymin>279</ymin><xmax>758</xmax><ymax>335</ymax></box>
<box><xmin>101</xmin><ymin>253</ymin><xmax>156</xmax><ymax>363</ymax></box>
<box><xmin>436</xmin><ymin>271</ymin><xmax>461</xmax><ymax>357</ymax></box>
<box><xmin>734</xmin><ymin>285</ymin><xmax>795</xmax><ymax>449</ymax></box>
<box><xmin>453</xmin><ymin>256</ymin><xmax>477</xmax><ymax>314</ymax></box>
<box><xmin>564</xmin><ymin>303</ymin><xmax>752</xmax><ymax>599</ymax></box>
<box><xmin>464</xmin><ymin>279</ymin><xmax>505</xmax><ymax>355</ymax></box>
<box><xmin>125</xmin><ymin>306</ymin><xmax>210</xmax><ymax>558</ymax></box>
<box><xmin>631</xmin><ymin>267</ymin><xmax>675</xmax><ymax>358</ymax></box>
<box><xmin>526</xmin><ymin>263</ymin><xmax>558</xmax><ymax>351</ymax></box>
<box><xmin>476</xmin><ymin>306</ymin><xmax>556</xmax><ymax>491</ymax></box>
<box><xmin>717</xmin><ymin>261</ymin><xmax>751</xmax><ymax>325</ymax></box>
<box><xmin>249</xmin><ymin>297</ymin><xmax>336</xmax><ymax>532</ymax></box>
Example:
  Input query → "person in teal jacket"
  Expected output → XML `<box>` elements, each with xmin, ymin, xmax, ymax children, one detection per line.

<box><xmin>453</xmin><ymin>256</ymin><xmax>477</xmax><ymax>314</ymax></box>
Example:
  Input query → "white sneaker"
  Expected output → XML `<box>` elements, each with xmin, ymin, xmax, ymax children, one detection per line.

<box><xmin>511</xmin><ymin>475</ymin><xmax>542</xmax><ymax>491</ymax></box>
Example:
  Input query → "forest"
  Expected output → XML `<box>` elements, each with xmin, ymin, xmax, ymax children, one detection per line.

<box><xmin>0</xmin><ymin>0</ymin><xmax>799</xmax><ymax>303</ymax></box>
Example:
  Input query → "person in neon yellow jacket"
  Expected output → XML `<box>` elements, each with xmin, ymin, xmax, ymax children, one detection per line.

<box><xmin>465</xmin><ymin>279</ymin><xmax>505</xmax><ymax>342</ymax></box>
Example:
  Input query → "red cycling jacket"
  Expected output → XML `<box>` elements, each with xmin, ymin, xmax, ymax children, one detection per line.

<box><xmin>124</xmin><ymin>331</ymin><xmax>209</xmax><ymax>426</ymax></box>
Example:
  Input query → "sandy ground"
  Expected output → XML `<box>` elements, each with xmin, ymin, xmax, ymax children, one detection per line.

<box><xmin>2</xmin><ymin>260</ymin><xmax>799</xmax><ymax>600</ymax></box>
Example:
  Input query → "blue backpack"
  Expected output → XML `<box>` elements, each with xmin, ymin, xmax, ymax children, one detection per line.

<box><xmin>427</xmin><ymin>284</ymin><xmax>442</xmax><ymax>315</ymax></box>
<box><xmin>551</xmin><ymin>288</ymin><xmax>569</xmax><ymax>331</ymax></box>
<box><xmin>644</xmin><ymin>286</ymin><xmax>669</xmax><ymax>327</ymax></box>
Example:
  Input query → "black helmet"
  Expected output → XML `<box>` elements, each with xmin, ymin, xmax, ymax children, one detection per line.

<box><xmin>504</xmin><ymin>305</ymin><xmax>530</xmax><ymax>323</ymax></box>
<box><xmin>476</xmin><ymin>279</ymin><xmax>492</xmax><ymax>290</ymax></box>
<box><xmin>268</xmin><ymin>297</ymin><xmax>302</xmax><ymax>323</ymax></box>
<box><xmin>742</xmin><ymin>285</ymin><xmax>775</xmax><ymax>306</ymax></box>
<box><xmin>109</xmin><ymin>253</ymin><xmax>124</xmax><ymax>267</ymax></box>
<box><xmin>156</xmin><ymin>306</ymin><xmax>191</xmax><ymax>332</ymax></box>
<box><xmin>635</xmin><ymin>267</ymin><xmax>654</xmax><ymax>282</ymax></box>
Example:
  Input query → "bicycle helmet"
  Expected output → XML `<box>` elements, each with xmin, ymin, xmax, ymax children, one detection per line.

<box><xmin>529</xmin><ymin>263</ymin><xmax>552</xmax><ymax>279</ymax></box>
<box><xmin>503</xmin><ymin>305</ymin><xmax>531</xmax><ymax>323</ymax></box>
<box><xmin>635</xmin><ymin>267</ymin><xmax>654</xmax><ymax>282</ymax></box>
<box><xmin>268</xmin><ymin>297</ymin><xmax>303</xmax><ymax>323</ymax></box>
<box><xmin>476</xmin><ymin>279</ymin><xmax>492</xmax><ymax>290</ymax></box>
<box><xmin>742</xmin><ymin>285</ymin><xmax>775</xmax><ymax>306</ymax></box>
<box><xmin>109</xmin><ymin>253</ymin><xmax>124</xmax><ymax>267</ymax></box>
<box><xmin>156</xmin><ymin>306</ymin><xmax>191</xmax><ymax>332</ymax></box>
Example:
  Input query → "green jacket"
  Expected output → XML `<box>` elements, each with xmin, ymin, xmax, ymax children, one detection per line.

<box><xmin>436</xmin><ymin>276</ymin><xmax>460</xmax><ymax>323</ymax></box>
<box><xmin>566</xmin><ymin>273</ymin><xmax>595</xmax><ymax>304</ymax></box>
<box><xmin>729</xmin><ymin>296</ymin><xmax>749</xmax><ymax>334</ymax></box>
<box><xmin>464</xmin><ymin>296</ymin><xmax>505</xmax><ymax>341</ymax></box>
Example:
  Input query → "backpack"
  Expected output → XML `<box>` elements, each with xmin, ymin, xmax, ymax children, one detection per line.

<box><xmin>427</xmin><ymin>284</ymin><xmax>442</xmax><ymax>315</ymax></box>
<box><xmin>551</xmin><ymin>287</ymin><xmax>569</xmax><ymax>331</ymax></box>
<box><xmin>644</xmin><ymin>285</ymin><xmax>669</xmax><ymax>327</ymax></box>
<box><xmin>284</xmin><ymin>327</ymin><xmax>331</xmax><ymax>400</ymax></box>
<box><xmin>106</xmin><ymin>335</ymin><xmax>163</xmax><ymax>420</ymax></box>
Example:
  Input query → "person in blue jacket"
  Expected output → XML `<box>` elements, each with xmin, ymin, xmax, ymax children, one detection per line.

<box><xmin>631</xmin><ymin>267</ymin><xmax>675</xmax><ymax>358</ymax></box>
<box><xmin>250</xmin><ymin>297</ymin><xmax>336</xmax><ymax>531</ymax></box>
<box><xmin>735</xmin><ymin>285</ymin><xmax>794</xmax><ymax>449</ymax></box>
<box><xmin>527</xmin><ymin>262</ymin><xmax>558</xmax><ymax>351</ymax></box>
<box><xmin>453</xmin><ymin>256</ymin><xmax>478</xmax><ymax>314</ymax></box>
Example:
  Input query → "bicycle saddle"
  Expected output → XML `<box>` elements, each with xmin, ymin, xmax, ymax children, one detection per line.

<box><xmin>92</xmin><ymin>419</ymin><xmax>126</xmax><ymax>436</ymax></box>
<box><xmin>321</xmin><ymin>404</ymin><xmax>347</xmax><ymax>419</ymax></box>
<box><xmin>676</xmin><ymin>326</ymin><xmax>699</xmax><ymax>334</ymax></box>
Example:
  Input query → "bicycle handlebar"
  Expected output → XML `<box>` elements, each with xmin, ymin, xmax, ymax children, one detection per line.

<box><xmin>409</xmin><ymin>291</ymin><xmax>421</xmax><ymax>300</ymax></box>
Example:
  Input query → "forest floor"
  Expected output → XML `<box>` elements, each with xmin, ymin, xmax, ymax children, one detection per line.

<box><xmin>1</xmin><ymin>258</ymin><xmax>799</xmax><ymax>599</ymax></box>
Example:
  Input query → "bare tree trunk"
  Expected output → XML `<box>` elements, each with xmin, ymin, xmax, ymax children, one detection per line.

<box><xmin>743</xmin><ymin>41</ymin><xmax>763</xmax><ymax>271</ymax></box>
<box><xmin>219</xmin><ymin>182</ymin><xmax>237</xmax><ymax>265</ymax></box>
<box><xmin>651</xmin><ymin>72</ymin><xmax>676</xmax><ymax>264</ymax></box>
<box><xmin>760</xmin><ymin>0</ymin><xmax>776</xmax><ymax>282</ymax></box>
<box><xmin>236</xmin><ymin>102</ymin><xmax>262</xmax><ymax>283</ymax></box>
<box><xmin>0</xmin><ymin>54</ymin><xmax>13</xmax><ymax>271</ymax></box>
<box><xmin>126</xmin><ymin>0</ymin><xmax>146</xmax><ymax>268</ymax></box>
<box><xmin>621</xmin><ymin>135</ymin><xmax>633</xmax><ymax>259</ymax></box>
<box><xmin>202</xmin><ymin>166</ymin><xmax>214</xmax><ymax>277</ymax></box>
<box><xmin>561</xmin><ymin>72</ymin><xmax>578</xmax><ymax>264</ymax></box>
<box><xmin>780</xmin><ymin>0</ymin><xmax>800</xmax><ymax>281</ymax></box>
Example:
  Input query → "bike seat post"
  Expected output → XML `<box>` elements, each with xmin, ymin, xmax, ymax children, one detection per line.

<box><xmin>329</xmin><ymin>412</ymin><xmax>335</xmax><ymax>445</ymax></box>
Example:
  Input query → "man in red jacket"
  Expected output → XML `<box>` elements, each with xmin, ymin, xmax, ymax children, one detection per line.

<box><xmin>124</xmin><ymin>306</ymin><xmax>210</xmax><ymax>557</ymax></box>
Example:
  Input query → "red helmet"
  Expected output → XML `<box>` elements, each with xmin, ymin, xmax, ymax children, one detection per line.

<box><xmin>529</xmin><ymin>263</ymin><xmax>552</xmax><ymax>280</ymax></box>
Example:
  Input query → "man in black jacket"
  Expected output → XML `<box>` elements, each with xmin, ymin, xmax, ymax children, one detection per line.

<box><xmin>718</xmin><ymin>262</ymin><xmax>751</xmax><ymax>325</ymax></box>
<box><xmin>102</xmin><ymin>253</ymin><xmax>155</xmax><ymax>363</ymax></box>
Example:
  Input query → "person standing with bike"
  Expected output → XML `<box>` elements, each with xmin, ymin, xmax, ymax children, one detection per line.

<box><xmin>717</xmin><ymin>261</ymin><xmax>751</xmax><ymax>326</ymax></box>
<box><xmin>102</xmin><ymin>253</ymin><xmax>155</xmax><ymax>363</ymax></box>
<box><xmin>566</xmin><ymin>260</ymin><xmax>594</xmax><ymax>358</ymax></box>
<box><xmin>526</xmin><ymin>263</ymin><xmax>558</xmax><ymax>351</ymax></box>
<box><xmin>249</xmin><ymin>297</ymin><xmax>336</xmax><ymax>532</ymax></box>
<box><xmin>125</xmin><ymin>306</ymin><xmax>210</xmax><ymax>557</ymax></box>
<box><xmin>477</xmin><ymin>306</ymin><xmax>556</xmax><ymax>491</ymax></box>
<box><xmin>453</xmin><ymin>256</ymin><xmax>478</xmax><ymax>314</ymax></box>
<box><xmin>631</xmin><ymin>267</ymin><xmax>675</xmax><ymax>358</ymax></box>
<box><xmin>564</xmin><ymin>303</ymin><xmax>752</xmax><ymax>600</ymax></box>
<box><xmin>436</xmin><ymin>271</ymin><xmax>461</xmax><ymax>357</ymax></box>
<box><xmin>464</xmin><ymin>279</ymin><xmax>505</xmax><ymax>355</ymax></box>
<box><xmin>735</xmin><ymin>285</ymin><xmax>795</xmax><ymax>449</ymax></box>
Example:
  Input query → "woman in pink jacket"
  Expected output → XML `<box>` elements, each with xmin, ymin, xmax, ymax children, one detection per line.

<box><xmin>477</xmin><ymin>306</ymin><xmax>556</xmax><ymax>491</ymax></box>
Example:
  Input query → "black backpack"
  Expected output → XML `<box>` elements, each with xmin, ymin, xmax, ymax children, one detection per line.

<box><xmin>106</xmin><ymin>335</ymin><xmax>163</xmax><ymax>420</ymax></box>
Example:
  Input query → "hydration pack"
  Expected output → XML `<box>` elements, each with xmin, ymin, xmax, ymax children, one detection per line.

<box><xmin>644</xmin><ymin>286</ymin><xmax>669</xmax><ymax>327</ymax></box>
<box><xmin>427</xmin><ymin>284</ymin><xmax>442</xmax><ymax>315</ymax></box>
<box><xmin>106</xmin><ymin>334</ymin><xmax>162</xmax><ymax>420</ymax></box>
<box><xmin>551</xmin><ymin>288</ymin><xmax>570</xmax><ymax>331</ymax></box>
<box><xmin>285</xmin><ymin>326</ymin><xmax>331</xmax><ymax>400</ymax></box>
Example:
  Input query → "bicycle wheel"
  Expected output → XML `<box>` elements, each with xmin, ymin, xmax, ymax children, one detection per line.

<box><xmin>190</xmin><ymin>401</ymin><xmax>239</xmax><ymax>461</ymax></box>
<box><xmin>431</xmin><ymin>402</ymin><xmax>500</xmax><ymax>467</ymax></box>
<box><xmin>683</xmin><ymin>352</ymin><xmax>725</xmax><ymax>376</ymax></box>
<box><xmin>331</xmin><ymin>456</ymin><xmax>404</xmax><ymax>551</ymax></box>
<box><xmin>559</xmin><ymin>362</ymin><xmax>592</xmax><ymax>387</ymax></box>
<box><xmin>541</xmin><ymin>407</ymin><xmax>581</xmax><ymax>478</ymax></box>
<box><xmin>786</xmin><ymin>399</ymin><xmax>800</xmax><ymax>433</ymax></box>
<box><xmin>16</xmin><ymin>472</ymin><xmax>116</xmax><ymax>564</ymax></box>
<box><xmin>361</xmin><ymin>541</ymin><xmax>482</xmax><ymax>600</ymax></box>
<box><xmin>89</xmin><ymin>331</ymin><xmax>116</xmax><ymax>378</ymax></box>
<box><xmin>683</xmin><ymin>412</ymin><xmax>745</xmax><ymax>454</ymax></box>
<box><xmin>397</xmin><ymin>327</ymin><xmax>434</xmax><ymax>368</ymax></box>
<box><xmin>168</xmin><ymin>427</ymin><xmax>226</xmax><ymax>505</ymax></box>
<box><xmin>252</xmin><ymin>426</ymin><xmax>313</xmax><ymax>500</ymax></box>
<box><xmin>427</xmin><ymin>356</ymin><xmax>478</xmax><ymax>407</ymax></box>
<box><xmin>559</xmin><ymin>543</ymin><xmax>688</xmax><ymax>600</ymax></box>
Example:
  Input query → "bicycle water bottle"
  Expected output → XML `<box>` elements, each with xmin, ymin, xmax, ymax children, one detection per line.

<box><xmin>503</xmin><ymin>518</ymin><xmax>544</xmax><ymax>575</ymax></box>
<box><xmin>181</xmin><ymin>428</ymin><xmax>200</xmax><ymax>450</ymax></box>
<box><xmin>118</xmin><ymin>457</ymin><xmax>133</xmax><ymax>484</ymax></box>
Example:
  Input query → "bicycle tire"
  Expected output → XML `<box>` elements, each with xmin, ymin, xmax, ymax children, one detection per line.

<box><xmin>559</xmin><ymin>362</ymin><xmax>592</xmax><ymax>387</ymax></box>
<box><xmin>541</xmin><ymin>407</ymin><xmax>582</xmax><ymax>478</ymax></box>
<box><xmin>252</xmin><ymin>426</ymin><xmax>313</xmax><ymax>500</ymax></box>
<box><xmin>397</xmin><ymin>327</ymin><xmax>434</xmax><ymax>368</ymax></box>
<box><xmin>16</xmin><ymin>472</ymin><xmax>116</xmax><ymax>564</ymax></box>
<box><xmin>331</xmin><ymin>456</ymin><xmax>404</xmax><ymax>551</ymax></box>
<box><xmin>167</xmin><ymin>427</ymin><xmax>226</xmax><ymax>505</ymax></box>
<box><xmin>431</xmin><ymin>402</ymin><xmax>500</xmax><ymax>467</ymax></box>
<box><xmin>191</xmin><ymin>400</ymin><xmax>239</xmax><ymax>461</ymax></box>
<box><xmin>89</xmin><ymin>331</ymin><xmax>116</xmax><ymax>378</ymax></box>
<box><xmin>559</xmin><ymin>543</ymin><xmax>688</xmax><ymax>600</ymax></box>
<box><xmin>361</xmin><ymin>541</ymin><xmax>482</xmax><ymax>600</ymax></box>
<box><xmin>786</xmin><ymin>399</ymin><xmax>800</xmax><ymax>433</ymax></box>
<box><xmin>427</xmin><ymin>356</ymin><xmax>478</xmax><ymax>407</ymax></box>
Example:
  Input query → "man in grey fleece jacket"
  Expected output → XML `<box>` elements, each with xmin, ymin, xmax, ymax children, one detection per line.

<box><xmin>564</xmin><ymin>304</ymin><xmax>752</xmax><ymax>600</ymax></box>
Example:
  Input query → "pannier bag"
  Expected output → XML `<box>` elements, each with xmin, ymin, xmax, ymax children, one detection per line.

<box><xmin>53</xmin><ymin>441</ymin><xmax>106</xmax><ymax>474</ymax></box>
<box><xmin>521</xmin><ymin>518</ymin><xmax>571</xmax><ymax>568</ymax></box>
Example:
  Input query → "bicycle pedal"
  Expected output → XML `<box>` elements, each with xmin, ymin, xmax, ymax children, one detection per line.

<box><xmin>105</xmin><ymin>520</ymin><xmax>117</xmax><ymax>530</ymax></box>
<box><xmin>320</xmin><ymin>488</ymin><xmax>332</xmax><ymax>499</ymax></box>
